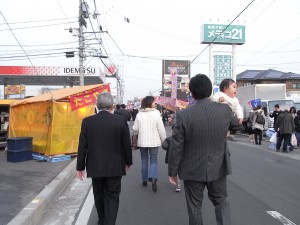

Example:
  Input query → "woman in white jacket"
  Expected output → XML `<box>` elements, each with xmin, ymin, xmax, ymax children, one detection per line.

<box><xmin>133</xmin><ymin>96</ymin><xmax>166</xmax><ymax>192</ymax></box>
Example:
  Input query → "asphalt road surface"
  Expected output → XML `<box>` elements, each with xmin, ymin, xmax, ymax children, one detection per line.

<box><xmin>38</xmin><ymin>124</ymin><xmax>300</xmax><ymax>225</ymax></box>
<box><xmin>82</xmin><ymin>134</ymin><xmax>300</xmax><ymax>225</ymax></box>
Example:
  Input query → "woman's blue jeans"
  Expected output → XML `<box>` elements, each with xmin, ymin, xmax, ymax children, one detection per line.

<box><xmin>140</xmin><ymin>147</ymin><xmax>158</xmax><ymax>181</ymax></box>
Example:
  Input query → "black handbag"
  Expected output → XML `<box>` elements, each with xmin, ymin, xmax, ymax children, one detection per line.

<box><xmin>131</xmin><ymin>134</ymin><xmax>138</xmax><ymax>150</ymax></box>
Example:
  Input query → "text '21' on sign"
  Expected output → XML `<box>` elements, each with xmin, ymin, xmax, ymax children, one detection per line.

<box><xmin>201</xmin><ymin>24</ymin><xmax>245</xmax><ymax>45</ymax></box>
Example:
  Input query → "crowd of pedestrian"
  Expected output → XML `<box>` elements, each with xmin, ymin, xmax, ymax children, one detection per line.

<box><xmin>245</xmin><ymin>102</ymin><xmax>300</xmax><ymax>153</ymax></box>
<box><xmin>76</xmin><ymin>75</ymin><xmax>283</xmax><ymax>225</ymax></box>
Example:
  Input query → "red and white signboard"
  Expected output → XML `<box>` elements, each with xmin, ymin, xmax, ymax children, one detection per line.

<box><xmin>0</xmin><ymin>66</ymin><xmax>100</xmax><ymax>76</ymax></box>
<box><xmin>105</xmin><ymin>65</ymin><xmax>117</xmax><ymax>77</ymax></box>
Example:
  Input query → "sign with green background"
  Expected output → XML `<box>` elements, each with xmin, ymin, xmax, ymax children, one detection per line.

<box><xmin>201</xmin><ymin>24</ymin><xmax>245</xmax><ymax>45</ymax></box>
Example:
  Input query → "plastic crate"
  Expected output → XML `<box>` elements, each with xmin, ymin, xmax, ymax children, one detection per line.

<box><xmin>7</xmin><ymin>137</ymin><xmax>33</xmax><ymax>152</ymax></box>
<box><xmin>7</xmin><ymin>149</ymin><xmax>32</xmax><ymax>163</ymax></box>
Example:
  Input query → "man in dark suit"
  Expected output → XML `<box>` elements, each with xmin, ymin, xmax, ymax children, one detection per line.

<box><xmin>275</xmin><ymin>109</ymin><xmax>294</xmax><ymax>152</ymax></box>
<box><xmin>168</xmin><ymin>74</ymin><xmax>241</xmax><ymax>225</ymax></box>
<box><xmin>114</xmin><ymin>103</ymin><xmax>132</xmax><ymax>121</ymax></box>
<box><xmin>76</xmin><ymin>92</ymin><xmax>132</xmax><ymax>225</ymax></box>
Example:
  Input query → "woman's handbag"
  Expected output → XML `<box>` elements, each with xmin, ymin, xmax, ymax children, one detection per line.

<box><xmin>131</xmin><ymin>134</ymin><xmax>139</xmax><ymax>150</ymax></box>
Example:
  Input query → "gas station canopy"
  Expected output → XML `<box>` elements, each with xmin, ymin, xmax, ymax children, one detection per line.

<box><xmin>0</xmin><ymin>66</ymin><xmax>104</xmax><ymax>87</ymax></box>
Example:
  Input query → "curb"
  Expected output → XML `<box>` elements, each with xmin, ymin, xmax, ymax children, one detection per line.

<box><xmin>7</xmin><ymin>159</ymin><xmax>76</xmax><ymax>225</ymax></box>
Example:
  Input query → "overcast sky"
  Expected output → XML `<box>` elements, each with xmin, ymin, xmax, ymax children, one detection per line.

<box><xmin>1</xmin><ymin>0</ymin><xmax>300</xmax><ymax>102</ymax></box>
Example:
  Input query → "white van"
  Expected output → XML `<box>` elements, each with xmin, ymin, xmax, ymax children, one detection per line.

<box><xmin>261</xmin><ymin>99</ymin><xmax>295</xmax><ymax>128</ymax></box>
<box><xmin>286</xmin><ymin>95</ymin><xmax>300</xmax><ymax>111</ymax></box>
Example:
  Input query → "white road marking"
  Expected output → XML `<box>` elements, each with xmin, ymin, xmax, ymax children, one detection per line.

<box><xmin>75</xmin><ymin>186</ymin><xmax>94</xmax><ymax>225</ymax></box>
<box><xmin>267</xmin><ymin>211</ymin><xmax>297</xmax><ymax>225</ymax></box>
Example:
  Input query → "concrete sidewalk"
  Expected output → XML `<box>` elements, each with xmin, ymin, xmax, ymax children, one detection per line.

<box><xmin>0</xmin><ymin>150</ymin><xmax>75</xmax><ymax>225</ymax></box>
<box><xmin>234</xmin><ymin>132</ymin><xmax>300</xmax><ymax>161</ymax></box>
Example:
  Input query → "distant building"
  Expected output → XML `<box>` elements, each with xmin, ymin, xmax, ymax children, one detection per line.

<box><xmin>236</xmin><ymin>69</ymin><xmax>300</xmax><ymax>95</ymax></box>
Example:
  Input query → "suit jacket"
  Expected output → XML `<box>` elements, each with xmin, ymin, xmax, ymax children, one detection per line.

<box><xmin>114</xmin><ymin>109</ymin><xmax>132</xmax><ymax>121</ymax></box>
<box><xmin>77</xmin><ymin>111</ymin><xmax>132</xmax><ymax>178</ymax></box>
<box><xmin>275</xmin><ymin>111</ymin><xmax>294</xmax><ymax>134</ymax></box>
<box><xmin>168</xmin><ymin>98</ymin><xmax>240</xmax><ymax>182</ymax></box>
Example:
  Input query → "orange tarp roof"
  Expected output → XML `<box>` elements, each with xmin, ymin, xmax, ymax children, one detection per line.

<box><xmin>0</xmin><ymin>99</ymin><xmax>21</xmax><ymax>105</ymax></box>
<box><xmin>11</xmin><ymin>84</ymin><xmax>107</xmax><ymax>106</ymax></box>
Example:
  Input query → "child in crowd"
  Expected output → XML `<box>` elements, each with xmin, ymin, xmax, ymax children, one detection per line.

<box><xmin>247</xmin><ymin>109</ymin><xmax>255</xmax><ymax>142</ymax></box>
<box><xmin>212</xmin><ymin>78</ymin><xmax>243</xmax><ymax>124</ymax></box>
<box><xmin>162</xmin><ymin>137</ymin><xmax>181</xmax><ymax>192</ymax></box>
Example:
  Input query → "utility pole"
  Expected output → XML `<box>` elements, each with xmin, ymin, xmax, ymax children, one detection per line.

<box><xmin>78</xmin><ymin>0</ymin><xmax>84</xmax><ymax>86</ymax></box>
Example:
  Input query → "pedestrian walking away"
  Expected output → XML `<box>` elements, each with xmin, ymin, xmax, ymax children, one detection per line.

<box><xmin>114</xmin><ymin>103</ymin><xmax>132</xmax><ymax>121</ymax></box>
<box><xmin>275</xmin><ymin>109</ymin><xmax>294</xmax><ymax>153</ymax></box>
<box><xmin>76</xmin><ymin>92</ymin><xmax>132</xmax><ymax>225</ymax></box>
<box><xmin>294</xmin><ymin>110</ymin><xmax>300</xmax><ymax>147</ymax></box>
<box><xmin>168</xmin><ymin>74</ymin><xmax>242</xmax><ymax>225</ymax></box>
<box><xmin>252</xmin><ymin>105</ymin><xmax>266</xmax><ymax>145</ymax></box>
<box><xmin>162</xmin><ymin>136</ymin><xmax>181</xmax><ymax>192</ymax></box>
<box><xmin>247</xmin><ymin>109</ymin><xmax>255</xmax><ymax>143</ymax></box>
<box><xmin>133</xmin><ymin>96</ymin><xmax>166</xmax><ymax>192</ymax></box>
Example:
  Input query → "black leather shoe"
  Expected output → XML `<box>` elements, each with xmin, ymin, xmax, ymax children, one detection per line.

<box><xmin>152</xmin><ymin>179</ymin><xmax>157</xmax><ymax>192</ymax></box>
<box><xmin>142</xmin><ymin>181</ymin><xmax>147</xmax><ymax>186</ymax></box>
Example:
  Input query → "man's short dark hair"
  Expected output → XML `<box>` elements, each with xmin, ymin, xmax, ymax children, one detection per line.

<box><xmin>274</xmin><ymin>104</ymin><xmax>280</xmax><ymax>108</ymax></box>
<box><xmin>189</xmin><ymin>74</ymin><xmax>212</xmax><ymax>100</ymax></box>
<box><xmin>120</xmin><ymin>104</ymin><xmax>126</xmax><ymax>109</ymax></box>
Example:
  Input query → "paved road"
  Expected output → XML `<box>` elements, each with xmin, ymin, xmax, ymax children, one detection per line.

<box><xmin>0</xmin><ymin>152</ymin><xmax>72</xmax><ymax>225</ymax></box>
<box><xmin>38</xmin><ymin>124</ymin><xmax>300</xmax><ymax>225</ymax></box>
<box><xmin>78</xmin><ymin>131</ymin><xmax>300</xmax><ymax>225</ymax></box>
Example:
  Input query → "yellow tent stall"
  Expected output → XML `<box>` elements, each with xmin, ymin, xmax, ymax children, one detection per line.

<box><xmin>8</xmin><ymin>84</ymin><xmax>110</xmax><ymax>156</ymax></box>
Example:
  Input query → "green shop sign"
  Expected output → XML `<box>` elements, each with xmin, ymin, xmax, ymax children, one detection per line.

<box><xmin>201</xmin><ymin>24</ymin><xmax>245</xmax><ymax>45</ymax></box>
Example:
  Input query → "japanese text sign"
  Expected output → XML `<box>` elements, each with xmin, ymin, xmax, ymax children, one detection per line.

<box><xmin>201</xmin><ymin>24</ymin><xmax>245</xmax><ymax>45</ymax></box>
<box><xmin>69</xmin><ymin>84</ymin><xmax>110</xmax><ymax>111</ymax></box>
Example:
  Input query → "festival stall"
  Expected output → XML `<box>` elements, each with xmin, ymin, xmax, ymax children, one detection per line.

<box><xmin>9</xmin><ymin>84</ymin><xmax>110</xmax><ymax>156</ymax></box>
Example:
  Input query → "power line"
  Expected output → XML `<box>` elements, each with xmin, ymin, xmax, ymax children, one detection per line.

<box><xmin>56</xmin><ymin>0</ymin><xmax>73</xmax><ymax>27</ymax></box>
<box><xmin>0</xmin><ymin>21</ymin><xmax>77</xmax><ymax>31</ymax></box>
<box><xmin>0</xmin><ymin>54</ymin><xmax>67</xmax><ymax>61</ymax></box>
<box><xmin>0</xmin><ymin>17</ymin><xmax>77</xmax><ymax>25</ymax></box>
<box><xmin>0</xmin><ymin>41</ymin><xmax>78</xmax><ymax>47</ymax></box>
<box><xmin>0</xmin><ymin>47</ymin><xmax>77</xmax><ymax>56</ymax></box>
<box><xmin>0</xmin><ymin>52</ymin><xmax>67</xmax><ymax>59</ymax></box>
<box><xmin>0</xmin><ymin>11</ymin><xmax>54</xmax><ymax>99</ymax></box>
<box><xmin>189</xmin><ymin>0</ymin><xmax>255</xmax><ymax>66</ymax></box>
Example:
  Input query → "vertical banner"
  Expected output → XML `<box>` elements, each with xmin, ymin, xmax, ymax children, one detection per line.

<box><xmin>162</xmin><ymin>60</ymin><xmax>190</xmax><ymax>101</ymax></box>
<box><xmin>170</xmin><ymin>68</ymin><xmax>177</xmax><ymax>99</ymax></box>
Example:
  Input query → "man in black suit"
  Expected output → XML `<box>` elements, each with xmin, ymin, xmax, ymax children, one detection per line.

<box><xmin>114</xmin><ymin>103</ymin><xmax>132</xmax><ymax>121</ymax></box>
<box><xmin>76</xmin><ymin>92</ymin><xmax>132</xmax><ymax>225</ymax></box>
<box><xmin>168</xmin><ymin>74</ymin><xmax>241</xmax><ymax>225</ymax></box>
